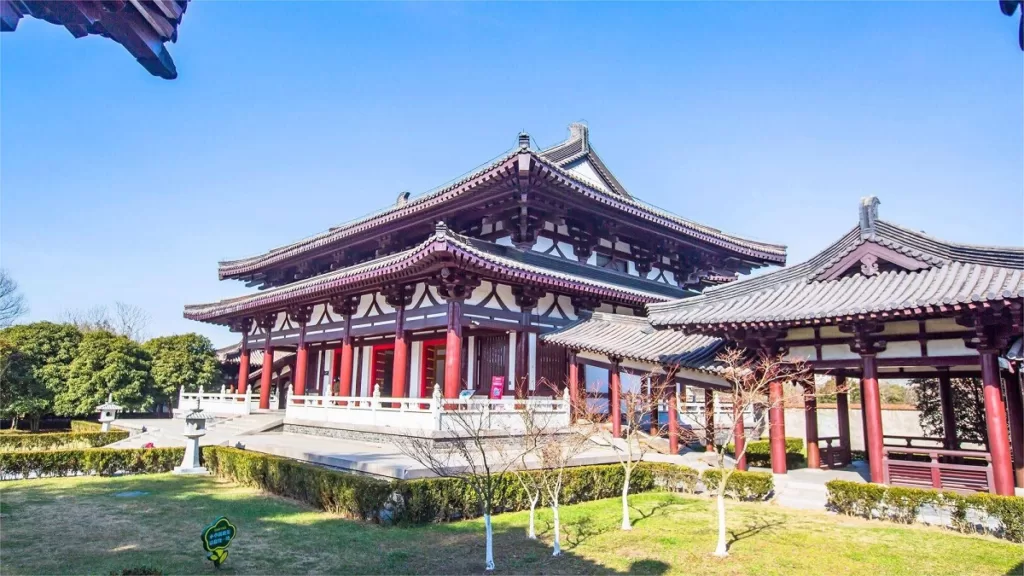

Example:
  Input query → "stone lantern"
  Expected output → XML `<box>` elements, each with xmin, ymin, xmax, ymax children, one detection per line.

<box><xmin>173</xmin><ymin>397</ymin><xmax>211</xmax><ymax>475</ymax></box>
<box><xmin>95</xmin><ymin>394</ymin><xmax>122</xmax><ymax>432</ymax></box>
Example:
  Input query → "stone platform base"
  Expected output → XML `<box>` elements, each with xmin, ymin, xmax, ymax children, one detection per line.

<box><xmin>173</xmin><ymin>466</ymin><xmax>209</xmax><ymax>475</ymax></box>
<box><xmin>283</xmin><ymin>419</ymin><xmax>571</xmax><ymax>450</ymax></box>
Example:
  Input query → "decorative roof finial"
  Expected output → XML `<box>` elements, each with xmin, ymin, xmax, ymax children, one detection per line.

<box><xmin>569</xmin><ymin>122</ymin><xmax>589</xmax><ymax>153</ymax></box>
<box><xmin>859</xmin><ymin>196</ymin><xmax>880</xmax><ymax>238</ymax></box>
<box><xmin>434</xmin><ymin>220</ymin><xmax>449</xmax><ymax>237</ymax></box>
<box><xmin>518</xmin><ymin>131</ymin><xmax>530</xmax><ymax>149</ymax></box>
<box><xmin>395</xmin><ymin>191</ymin><xmax>411</xmax><ymax>207</ymax></box>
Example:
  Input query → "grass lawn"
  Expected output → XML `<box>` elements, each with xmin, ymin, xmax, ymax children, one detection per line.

<box><xmin>1</xmin><ymin>474</ymin><xmax>1020</xmax><ymax>575</ymax></box>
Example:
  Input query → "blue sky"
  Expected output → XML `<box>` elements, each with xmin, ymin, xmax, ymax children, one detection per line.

<box><xmin>2</xmin><ymin>2</ymin><xmax>1021</xmax><ymax>347</ymax></box>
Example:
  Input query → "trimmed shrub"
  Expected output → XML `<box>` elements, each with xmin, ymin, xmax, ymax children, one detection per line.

<box><xmin>204</xmin><ymin>447</ymin><xmax>684</xmax><ymax>524</ymax></box>
<box><xmin>71</xmin><ymin>420</ymin><xmax>102</xmax><ymax>432</ymax></box>
<box><xmin>0</xmin><ymin>448</ymin><xmax>182</xmax><ymax>478</ymax></box>
<box><xmin>727</xmin><ymin>437</ymin><xmax>805</xmax><ymax>469</ymax></box>
<box><xmin>826</xmin><ymin>480</ymin><xmax>887</xmax><ymax>518</ymax></box>
<box><xmin>0</xmin><ymin>431</ymin><xmax>129</xmax><ymax>452</ymax></box>
<box><xmin>646</xmin><ymin>462</ymin><xmax>700</xmax><ymax>494</ymax></box>
<box><xmin>701</xmin><ymin>469</ymin><xmax>773</xmax><ymax>501</ymax></box>
<box><xmin>204</xmin><ymin>447</ymin><xmax>392</xmax><ymax>521</ymax></box>
<box><xmin>825</xmin><ymin>480</ymin><xmax>1024</xmax><ymax>542</ymax></box>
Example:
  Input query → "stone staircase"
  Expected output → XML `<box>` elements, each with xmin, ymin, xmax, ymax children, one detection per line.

<box><xmin>773</xmin><ymin>478</ymin><xmax>830</xmax><ymax>510</ymax></box>
<box><xmin>106</xmin><ymin>412</ymin><xmax>284</xmax><ymax>449</ymax></box>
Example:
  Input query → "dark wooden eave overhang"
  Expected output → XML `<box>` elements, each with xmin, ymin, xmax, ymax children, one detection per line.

<box><xmin>216</xmin><ymin>140</ymin><xmax>787</xmax><ymax>281</ymax></box>
<box><xmin>1</xmin><ymin>0</ymin><xmax>189</xmax><ymax>79</ymax></box>
<box><xmin>188</xmin><ymin>224</ymin><xmax>685</xmax><ymax>325</ymax></box>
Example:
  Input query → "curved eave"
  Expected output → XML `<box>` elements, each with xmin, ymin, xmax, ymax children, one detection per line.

<box><xmin>662</xmin><ymin>297</ymin><xmax>1024</xmax><ymax>335</ymax></box>
<box><xmin>217</xmin><ymin>151</ymin><xmax>787</xmax><ymax>281</ymax></box>
<box><xmin>189</xmin><ymin>237</ymin><xmax>675</xmax><ymax>325</ymax></box>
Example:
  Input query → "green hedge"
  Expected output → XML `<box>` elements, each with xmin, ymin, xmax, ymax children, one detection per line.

<box><xmin>70</xmin><ymin>420</ymin><xmax>103</xmax><ymax>432</ymax></box>
<box><xmin>0</xmin><ymin>431</ymin><xmax>129</xmax><ymax>452</ymax></box>
<box><xmin>826</xmin><ymin>480</ymin><xmax>1024</xmax><ymax>543</ymax></box>
<box><xmin>204</xmin><ymin>447</ymin><xmax>673</xmax><ymax>524</ymax></box>
<box><xmin>0</xmin><ymin>448</ymin><xmax>183</xmax><ymax>478</ymax></box>
<box><xmin>702</xmin><ymin>469</ymin><xmax>774</xmax><ymax>501</ymax></box>
<box><xmin>727</xmin><ymin>437</ymin><xmax>805</xmax><ymax>469</ymax></box>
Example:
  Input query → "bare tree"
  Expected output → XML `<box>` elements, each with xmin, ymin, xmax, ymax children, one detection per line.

<box><xmin>508</xmin><ymin>403</ymin><xmax>546</xmax><ymax>540</ymax></box>
<box><xmin>113</xmin><ymin>301</ymin><xmax>149</xmax><ymax>342</ymax></box>
<box><xmin>685</xmin><ymin>348</ymin><xmax>812</xmax><ymax>558</ymax></box>
<box><xmin>62</xmin><ymin>305</ymin><xmax>113</xmax><ymax>332</ymax></box>
<box><xmin>62</xmin><ymin>301</ymin><xmax>149</xmax><ymax>341</ymax></box>
<box><xmin>0</xmin><ymin>269</ymin><xmax>27</xmax><ymax>328</ymax></box>
<box><xmin>396</xmin><ymin>385</ymin><xmax>521</xmax><ymax>571</ymax></box>
<box><xmin>536</xmin><ymin>396</ymin><xmax>593</xmax><ymax>555</ymax></box>
<box><xmin>579</xmin><ymin>372</ymin><xmax>670</xmax><ymax>531</ymax></box>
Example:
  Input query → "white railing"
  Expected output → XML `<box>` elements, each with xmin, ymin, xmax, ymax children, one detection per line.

<box><xmin>286</xmin><ymin>384</ymin><xmax>571</xmax><ymax>434</ymax></box>
<box><xmin>677</xmin><ymin>399</ymin><xmax>758</xmax><ymax>430</ymax></box>
<box><xmin>176</xmin><ymin>385</ymin><xmax>259</xmax><ymax>417</ymax></box>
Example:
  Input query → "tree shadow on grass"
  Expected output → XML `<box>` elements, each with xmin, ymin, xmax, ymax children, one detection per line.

<box><xmin>629</xmin><ymin>497</ymin><xmax>674</xmax><ymax>527</ymax></box>
<box><xmin>727</xmin><ymin>515</ymin><xmax>787</xmax><ymax>548</ymax></box>
<box><xmin>1003</xmin><ymin>559</ymin><xmax>1023</xmax><ymax>576</ymax></box>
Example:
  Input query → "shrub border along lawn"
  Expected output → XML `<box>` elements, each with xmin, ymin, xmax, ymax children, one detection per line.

<box><xmin>0</xmin><ymin>446</ymin><xmax>773</xmax><ymax>523</ymax></box>
<box><xmin>726</xmin><ymin>436</ymin><xmax>806</xmax><ymax>469</ymax></box>
<box><xmin>0</xmin><ymin>430</ymin><xmax>130</xmax><ymax>451</ymax></box>
<box><xmin>826</xmin><ymin>479</ymin><xmax>1024</xmax><ymax>543</ymax></box>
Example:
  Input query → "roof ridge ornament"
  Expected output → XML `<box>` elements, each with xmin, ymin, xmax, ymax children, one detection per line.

<box><xmin>518</xmin><ymin>131</ymin><xmax>530</xmax><ymax>149</ymax></box>
<box><xmin>396</xmin><ymin>191</ymin><xmax>411</xmax><ymax>207</ymax></box>
<box><xmin>569</xmin><ymin>122</ymin><xmax>589</xmax><ymax>153</ymax></box>
<box><xmin>434</xmin><ymin>220</ymin><xmax>449</xmax><ymax>238</ymax></box>
<box><xmin>859</xmin><ymin>196</ymin><xmax>880</xmax><ymax>239</ymax></box>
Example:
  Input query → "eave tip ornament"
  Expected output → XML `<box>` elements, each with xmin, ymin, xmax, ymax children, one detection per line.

<box><xmin>859</xmin><ymin>196</ymin><xmax>880</xmax><ymax>238</ymax></box>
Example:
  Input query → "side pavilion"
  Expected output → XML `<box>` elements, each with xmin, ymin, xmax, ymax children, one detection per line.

<box><xmin>547</xmin><ymin>197</ymin><xmax>1023</xmax><ymax>496</ymax></box>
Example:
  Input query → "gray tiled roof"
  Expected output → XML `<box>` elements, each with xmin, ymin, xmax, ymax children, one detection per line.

<box><xmin>540</xmin><ymin>312</ymin><xmax>725</xmax><ymax>374</ymax></box>
<box><xmin>647</xmin><ymin>203</ymin><xmax>1024</xmax><ymax>330</ymax></box>
<box><xmin>188</xmin><ymin>225</ymin><xmax>687</xmax><ymax>323</ymax></box>
<box><xmin>217</xmin><ymin>124</ymin><xmax>787</xmax><ymax>279</ymax></box>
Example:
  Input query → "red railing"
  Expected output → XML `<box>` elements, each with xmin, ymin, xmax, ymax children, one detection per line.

<box><xmin>882</xmin><ymin>447</ymin><xmax>994</xmax><ymax>494</ymax></box>
<box><xmin>818</xmin><ymin>436</ymin><xmax>851</xmax><ymax>468</ymax></box>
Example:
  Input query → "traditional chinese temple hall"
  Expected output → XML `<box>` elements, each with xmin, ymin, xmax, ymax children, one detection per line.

<box><xmin>184</xmin><ymin>124</ymin><xmax>1023</xmax><ymax>497</ymax></box>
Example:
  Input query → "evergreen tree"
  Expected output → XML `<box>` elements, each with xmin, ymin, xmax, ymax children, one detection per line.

<box><xmin>143</xmin><ymin>333</ymin><xmax>221</xmax><ymax>407</ymax></box>
<box><xmin>0</xmin><ymin>322</ymin><xmax>82</xmax><ymax>430</ymax></box>
<box><xmin>56</xmin><ymin>330</ymin><xmax>154</xmax><ymax>416</ymax></box>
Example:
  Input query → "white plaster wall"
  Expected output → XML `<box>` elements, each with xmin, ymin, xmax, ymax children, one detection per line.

<box><xmin>566</xmin><ymin>159</ymin><xmax>611</xmax><ymax>193</ymax></box>
<box><xmin>528</xmin><ymin>333</ymin><xmax>537</xmax><ymax>391</ymax></box>
<box><xmin>359</xmin><ymin>346</ymin><xmax>372</xmax><ymax>396</ymax></box>
<box><xmin>783</xmin><ymin>407</ymin><xmax>926</xmax><ymax>450</ymax></box>
<box><xmin>466</xmin><ymin>336</ymin><xmax>476</xmax><ymax>390</ymax></box>
<box><xmin>507</xmin><ymin>331</ymin><xmax>517</xmax><ymax>391</ymax></box>
<box><xmin>410</xmin><ymin>341</ymin><xmax>423</xmax><ymax>398</ymax></box>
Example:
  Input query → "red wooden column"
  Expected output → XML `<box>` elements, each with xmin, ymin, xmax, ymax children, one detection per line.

<box><xmin>259</xmin><ymin>344</ymin><xmax>274</xmax><ymax>410</ymax></box>
<box><xmin>567</xmin><ymin>352</ymin><xmax>580</xmax><ymax>422</ymax></box>
<box><xmin>804</xmin><ymin>382</ymin><xmax>821</xmax><ymax>469</ymax></box>
<box><xmin>443</xmin><ymin>300</ymin><xmax>463</xmax><ymax>399</ymax></box>
<box><xmin>391</xmin><ymin>306</ymin><xmax>409</xmax><ymax>403</ymax></box>
<box><xmin>768</xmin><ymin>378</ymin><xmax>787</xmax><ymax>474</ymax></box>
<box><xmin>980</xmin><ymin>350</ymin><xmax>1014</xmax><ymax>495</ymax></box>
<box><xmin>231</xmin><ymin>318</ymin><xmax>253</xmax><ymax>395</ymax></box>
<box><xmin>330</xmin><ymin>297</ymin><xmax>359</xmax><ymax>403</ymax></box>
<box><xmin>733</xmin><ymin>391</ymin><xmax>747</xmax><ymax>471</ymax></box>
<box><xmin>1004</xmin><ymin>371</ymin><xmax>1024</xmax><ymax>489</ymax></box>
<box><xmin>938</xmin><ymin>370</ymin><xmax>958</xmax><ymax>450</ymax></box>
<box><xmin>609</xmin><ymin>357</ymin><xmax>621</xmax><ymax>437</ymax></box>
<box><xmin>860</xmin><ymin>353</ymin><xmax>885</xmax><ymax>483</ymax></box>
<box><xmin>835</xmin><ymin>372</ymin><xmax>852</xmax><ymax>462</ymax></box>
<box><xmin>704</xmin><ymin>389</ymin><xmax>716</xmax><ymax>451</ymax></box>
<box><xmin>290</xmin><ymin>307</ymin><xmax>312</xmax><ymax>400</ymax></box>
<box><xmin>668</xmin><ymin>388</ymin><xmax>679</xmax><ymax>454</ymax></box>
<box><xmin>237</xmin><ymin>340</ymin><xmax>250</xmax><ymax>395</ymax></box>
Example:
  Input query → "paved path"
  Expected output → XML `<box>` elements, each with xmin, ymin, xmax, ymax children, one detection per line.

<box><xmin>107</xmin><ymin>412</ymin><xmax>284</xmax><ymax>449</ymax></box>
